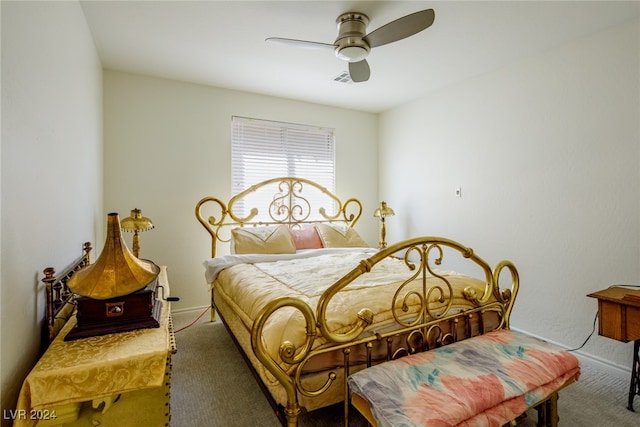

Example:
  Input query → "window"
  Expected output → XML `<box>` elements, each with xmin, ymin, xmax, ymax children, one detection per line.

<box><xmin>231</xmin><ymin>116</ymin><xmax>336</xmax><ymax>220</ymax></box>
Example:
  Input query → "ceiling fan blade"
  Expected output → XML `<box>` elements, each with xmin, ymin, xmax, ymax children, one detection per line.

<box><xmin>349</xmin><ymin>60</ymin><xmax>370</xmax><ymax>83</ymax></box>
<box><xmin>265</xmin><ymin>37</ymin><xmax>335</xmax><ymax>52</ymax></box>
<box><xmin>364</xmin><ymin>9</ymin><xmax>435</xmax><ymax>48</ymax></box>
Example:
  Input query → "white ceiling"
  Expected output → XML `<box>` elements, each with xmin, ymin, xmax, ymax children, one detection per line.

<box><xmin>80</xmin><ymin>1</ymin><xmax>639</xmax><ymax>113</ymax></box>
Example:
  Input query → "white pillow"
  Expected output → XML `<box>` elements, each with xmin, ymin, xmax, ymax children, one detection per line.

<box><xmin>231</xmin><ymin>225</ymin><xmax>296</xmax><ymax>254</ymax></box>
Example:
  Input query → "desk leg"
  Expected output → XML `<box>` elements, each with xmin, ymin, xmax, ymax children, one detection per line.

<box><xmin>628</xmin><ymin>339</ymin><xmax>640</xmax><ymax>411</ymax></box>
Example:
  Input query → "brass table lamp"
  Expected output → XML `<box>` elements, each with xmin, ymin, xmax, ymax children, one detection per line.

<box><xmin>121</xmin><ymin>208</ymin><xmax>154</xmax><ymax>258</ymax></box>
<box><xmin>373</xmin><ymin>201</ymin><xmax>395</xmax><ymax>249</ymax></box>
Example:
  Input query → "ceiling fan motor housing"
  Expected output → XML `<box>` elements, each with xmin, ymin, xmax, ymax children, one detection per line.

<box><xmin>334</xmin><ymin>12</ymin><xmax>370</xmax><ymax>62</ymax></box>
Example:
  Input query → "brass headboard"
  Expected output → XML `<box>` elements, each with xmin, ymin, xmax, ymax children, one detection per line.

<box><xmin>41</xmin><ymin>242</ymin><xmax>92</xmax><ymax>351</ymax></box>
<box><xmin>195</xmin><ymin>177</ymin><xmax>363</xmax><ymax>258</ymax></box>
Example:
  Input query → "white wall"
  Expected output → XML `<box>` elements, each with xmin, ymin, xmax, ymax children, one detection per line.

<box><xmin>379</xmin><ymin>19</ymin><xmax>640</xmax><ymax>369</ymax></box>
<box><xmin>103</xmin><ymin>71</ymin><xmax>379</xmax><ymax>311</ymax></box>
<box><xmin>0</xmin><ymin>2</ymin><xmax>103</xmax><ymax>420</ymax></box>
<box><xmin>3</xmin><ymin>3</ymin><xmax>635</xmax><ymax>416</ymax></box>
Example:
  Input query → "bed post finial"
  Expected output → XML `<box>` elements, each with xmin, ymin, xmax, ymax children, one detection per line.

<box><xmin>42</xmin><ymin>267</ymin><xmax>57</xmax><ymax>342</ymax></box>
<box><xmin>195</xmin><ymin>196</ymin><xmax>228</xmax><ymax>258</ymax></box>
<box><xmin>83</xmin><ymin>242</ymin><xmax>92</xmax><ymax>263</ymax></box>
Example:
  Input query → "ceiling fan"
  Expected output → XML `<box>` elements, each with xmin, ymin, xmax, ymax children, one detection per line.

<box><xmin>266</xmin><ymin>9</ymin><xmax>435</xmax><ymax>83</ymax></box>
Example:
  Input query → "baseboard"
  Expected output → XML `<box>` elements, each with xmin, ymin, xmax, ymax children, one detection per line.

<box><xmin>572</xmin><ymin>351</ymin><xmax>632</xmax><ymax>382</ymax></box>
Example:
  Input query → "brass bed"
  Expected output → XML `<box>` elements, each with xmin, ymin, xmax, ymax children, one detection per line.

<box><xmin>195</xmin><ymin>177</ymin><xmax>519</xmax><ymax>427</ymax></box>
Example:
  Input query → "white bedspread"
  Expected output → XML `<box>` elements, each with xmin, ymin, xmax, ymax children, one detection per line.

<box><xmin>203</xmin><ymin>247</ymin><xmax>378</xmax><ymax>284</ymax></box>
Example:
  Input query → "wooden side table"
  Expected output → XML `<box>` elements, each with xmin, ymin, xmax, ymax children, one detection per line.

<box><xmin>587</xmin><ymin>286</ymin><xmax>640</xmax><ymax>411</ymax></box>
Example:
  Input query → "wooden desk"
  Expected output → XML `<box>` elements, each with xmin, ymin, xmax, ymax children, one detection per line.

<box><xmin>15</xmin><ymin>267</ymin><xmax>176</xmax><ymax>427</ymax></box>
<box><xmin>588</xmin><ymin>286</ymin><xmax>640</xmax><ymax>411</ymax></box>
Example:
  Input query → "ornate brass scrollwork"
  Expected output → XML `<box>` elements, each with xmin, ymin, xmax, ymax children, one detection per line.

<box><xmin>195</xmin><ymin>177</ymin><xmax>363</xmax><ymax>258</ymax></box>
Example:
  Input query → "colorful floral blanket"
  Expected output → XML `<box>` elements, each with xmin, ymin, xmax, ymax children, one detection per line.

<box><xmin>348</xmin><ymin>329</ymin><xmax>580</xmax><ymax>427</ymax></box>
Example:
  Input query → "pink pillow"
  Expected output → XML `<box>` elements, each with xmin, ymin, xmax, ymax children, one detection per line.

<box><xmin>290</xmin><ymin>227</ymin><xmax>324</xmax><ymax>250</ymax></box>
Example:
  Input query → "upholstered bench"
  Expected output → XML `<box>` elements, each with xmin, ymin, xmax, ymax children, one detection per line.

<box><xmin>348</xmin><ymin>329</ymin><xmax>580</xmax><ymax>427</ymax></box>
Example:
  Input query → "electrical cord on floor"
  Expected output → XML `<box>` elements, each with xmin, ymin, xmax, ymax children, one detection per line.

<box><xmin>175</xmin><ymin>306</ymin><xmax>211</xmax><ymax>334</ymax></box>
<box><xmin>567</xmin><ymin>311</ymin><xmax>598</xmax><ymax>352</ymax></box>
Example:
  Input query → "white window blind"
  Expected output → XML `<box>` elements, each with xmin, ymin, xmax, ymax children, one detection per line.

<box><xmin>231</xmin><ymin>116</ymin><xmax>336</xmax><ymax>221</ymax></box>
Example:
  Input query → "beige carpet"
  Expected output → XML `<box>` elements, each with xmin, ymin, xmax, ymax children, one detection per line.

<box><xmin>170</xmin><ymin>309</ymin><xmax>640</xmax><ymax>427</ymax></box>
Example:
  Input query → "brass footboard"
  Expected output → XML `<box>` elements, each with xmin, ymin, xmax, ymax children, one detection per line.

<box><xmin>250</xmin><ymin>236</ymin><xmax>519</xmax><ymax>427</ymax></box>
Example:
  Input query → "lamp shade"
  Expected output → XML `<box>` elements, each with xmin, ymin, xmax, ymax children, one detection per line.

<box><xmin>373</xmin><ymin>201</ymin><xmax>395</xmax><ymax>218</ymax></box>
<box><xmin>67</xmin><ymin>213</ymin><xmax>159</xmax><ymax>299</ymax></box>
<box><xmin>121</xmin><ymin>208</ymin><xmax>154</xmax><ymax>232</ymax></box>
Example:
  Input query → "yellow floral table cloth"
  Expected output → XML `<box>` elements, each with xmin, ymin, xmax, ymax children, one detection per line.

<box><xmin>15</xmin><ymin>267</ymin><xmax>174</xmax><ymax>427</ymax></box>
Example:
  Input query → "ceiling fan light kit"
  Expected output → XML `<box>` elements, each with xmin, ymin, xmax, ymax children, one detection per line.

<box><xmin>334</xmin><ymin>12</ymin><xmax>371</xmax><ymax>62</ymax></box>
<box><xmin>335</xmin><ymin>45</ymin><xmax>369</xmax><ymax>62</ymax></box>
<box><xmin>266</xmin><ymin>8</ymin><xmax>435</xmax><ymax>83</ymax></box>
